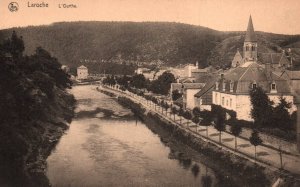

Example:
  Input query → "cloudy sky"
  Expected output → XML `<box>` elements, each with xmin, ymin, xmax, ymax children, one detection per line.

<box><xmin>0</xmin><ymin>0</ymin><xmax>299</xmax><ymax>34</ymax></box>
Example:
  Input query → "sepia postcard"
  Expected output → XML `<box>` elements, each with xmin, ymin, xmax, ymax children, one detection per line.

<box><xmin>0</xmin><ymin>0</ymin><xmax>300</xmax><ymax>186</ymax></box>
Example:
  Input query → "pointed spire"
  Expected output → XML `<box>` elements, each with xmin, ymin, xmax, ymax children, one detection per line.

<box><xmin>245</xmin><ymin>15</ymin><xmax>257</xmax><ymax>42</ymax></box>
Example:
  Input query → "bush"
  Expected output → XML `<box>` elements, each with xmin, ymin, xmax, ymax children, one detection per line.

<box><xmin>211</xmin><ymin>104</ymin><xmax>236</xmax><ymax>119</ymax></box>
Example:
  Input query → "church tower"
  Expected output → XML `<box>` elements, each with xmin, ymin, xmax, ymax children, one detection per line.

<box><xmin>243</xmin><ymin>16</ymin><xmax>257</xmax><ymax>61</ymax></box>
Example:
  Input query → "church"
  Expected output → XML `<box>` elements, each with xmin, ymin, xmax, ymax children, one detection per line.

<box><xmin>212</xmin><ymin>16</ymin><xmax>296</xmax><ymax>121</ymax></box>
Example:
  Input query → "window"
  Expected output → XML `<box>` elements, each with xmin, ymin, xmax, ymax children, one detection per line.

<box><xmin>215</xmin><ymin>93</ymin><xmax>218</xmax><ymax>103</ymax></box>
<box><xmin>252</xmin><ymin>83</ymin><xmax>257</xmax><ymax>89</ymax></box>
<box><xmin>270</xmin><ymin>82</ymin><xmax>277</xmax><ymax>93</ymax></box>
<box><xmin>226</xmin><ymin>100</ymin><xmax>228</xmax><ymax>106</ymax></box>
<box><xmin>246</xmin><ymin>46</ymin><xmax>249</xmax><ymax>51</ymax></box>
<box><xmin>230</xmin><ymin>81</ymin><xmax>234</xmax><ymax>92</ymax></box>
<box><xmin>252</xmin><ymin>46</ymin><xmax>255</xmax><ymax>51</ymax></box>
<box><xmin>215</xmin><ymin>82</ymin><xmax>219</xmax><ymax>90</ymax></box>
<box><xmin>222</xmin><ymin>97</ymin><xmax>224</xmax><ymax>106</ymax></box>
<box><xmin>230</xmin><ymin>98</ymin><xmax>232</xmax><ymax>107</ymax></box>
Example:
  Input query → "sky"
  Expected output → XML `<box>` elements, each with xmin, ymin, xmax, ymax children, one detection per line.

<box><xmin>0</xmin><ymin>0</ymin><xmax>300</xmax><ymax>34</ymax></box>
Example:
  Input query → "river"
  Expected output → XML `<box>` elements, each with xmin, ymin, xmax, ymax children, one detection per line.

<box><xmin>46</xmin><ymin>85</ymin><xmax>230</xmax><ymax>187</ymax></box>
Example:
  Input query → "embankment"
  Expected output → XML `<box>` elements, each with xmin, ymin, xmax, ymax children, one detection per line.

<box><xmin>0</xmin><ymin>89</ymin><xmax>76</xmax><ymax>187</ymax></box>
<box><xmin>99</xmin><ymin>87</ymin><xmax>300</xmax><ymax>186</ymax></box>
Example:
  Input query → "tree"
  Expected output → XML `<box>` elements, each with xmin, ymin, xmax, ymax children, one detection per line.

<box><xmin>172</xmin><ymin>89</ymin><xmax>182</xmax><ymax>101</ymax></box>
<box><xmin>192</xmin><ymin>116</ymin><xmax>200</xmax><ymax>131</ymax></box>
<box><xmin>272</xmin><ymin>97</ymin><xmax>292</xmax><ymax>131</ymax></box>
<box><xmin>230</xmin><ymin>125</ymin><xmax>242</xmax><ymax>151</ymax></box>
<box><xmin>0</xmin><ymin>31</ymin><xmax>75</xmax><ymax>183</ymax></box>
<box><xmin>164</xmin><ymin>102</ymin><xmax>170</xmax><ymax>116</ymax></box>
<box><xmin>2</xmin><ymin>31</ymin><xmax>25</xmax><ymax>59</ymax></box>
<box><xmin>131</xmin><ymin>74</ymin><xmax>146</xmax><ymax>89</ymax></box>
<box><xmin>149</xmin><ymin>71</ymin><xmax>175</xmax><ymax>95</ymax></box>
<box><xmin>249</xmin><ymin>130</ymin><xmax>263</xmax><ymax>161</ymax></box>
<box><xmin>152</xmin><ymin>97</ymin><xmax>158</xmax><ymax>111</ymax></box>
<box><xmin>214</xmin><ymin>112</ymin><xmax>226</xmax><ymax>143</ymax></box>
<box><xmin>250</xmin><ymin>86</ymin><xmax>273</xmax><ymax>128</ymax></box>
<box><xmin>199</xmin><ymin>110</ymin><xmax>212</xmax><ymax>137</ymax></box>
<box><xmin>103</xmin><ymin>75</ymin><xmax>116</xmax><ymax>86</ymax></box>
<box><xmin>171</xmin><ymin>106</ymin><xmax>177</xmax><ymax>121</ymax></box>
<box><xmin>117</xmin><ymin>75</ymin><xmax>131</xmax><ymax>88</ymax></box>
<box><xmin>192</xmin><ymin>107</ymin><xmax>201</xmax><ymax>118</ymax></box>
<box><xmin>160</xmin><ymin>100</ymin><xmax>165</xmax><ymax>114</ymax></box>
<box><xmin>183</xmin><ymin>110</ymin><xmax>193</xmax><ymax>128</ymax></box>
<box><xmin>191</xmin><ymin>164</ymin><xmax>200</xmax><ymax>178</ymax></box>
<box><xmin>178</xmin><ymin>107</ymin><xmax>184</xmax><ymax>125</ymax></box>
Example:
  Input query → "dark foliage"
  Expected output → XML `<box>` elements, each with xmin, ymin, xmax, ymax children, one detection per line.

<box><xmin>149</xmin><ymin>71</ymin><xmax>175</xmax><ymax>95</ymax></box>
<box><xmin>249</xmin><ymin>86</ymin><xmax>273</xmax><ymax>127</ymax></box>
<box><xmin>130</xmin><ymin>74</ymin><xmax>147</xmax><ymax>89</ymax></box>
<box><xmin>0</xmin><ymin>31</ymin><xmax>75</xmax><ymax>186</ymax></box>
<box><xmin>172</xmin><ymin>89</ymin><xmax>182</xmax><ymax>101</ymax></box>
<box><xmin>192</xmin><ymin>107</ymin><xmax>201</xmax><ymax>118</ymax></box>
<box><xmin>271</xmin><ymin>97</ymin><xmax>293</xmax><ymax>131</ymax></box>
<box><xmin>250</xmin><ymin>130</ymin><xmax>263</xmax><ymax>147</ymax></box>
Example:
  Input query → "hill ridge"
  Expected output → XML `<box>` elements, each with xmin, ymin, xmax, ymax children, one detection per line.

<box><xmin>1</xmin><ymin>21</ymin><xmax>299</xmax><ymax>73</ymax></box>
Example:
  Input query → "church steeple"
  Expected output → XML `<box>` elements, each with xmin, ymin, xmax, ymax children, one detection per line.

<box><xmin>243</xmin><ymin>15</ymin><xmax>258</xmax><ymax>61</ymax></box>
<box><xmin>245</xmin><ymin>15</ymin><xmax>257</xmax><ymax>42</ymax></box>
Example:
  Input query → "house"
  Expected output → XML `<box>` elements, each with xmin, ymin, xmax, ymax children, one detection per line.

<box><xmin>170</xmin><ymin>82</ymin><xmax>205</xmax><ymax>110</ymax></box>
<box><xmin>77</xmin><ymin>65</ymin><xmax>88</xmax><ymax>80</ymax></box>
<box><xmin>258</xmin><ymin>52</ymin><xmax>290</xmax><ymax>69</ymax></box>
<box><xmin>185</xmin><ymin>62</ymin><xmax>198</xmax><ymax>77</ymax></box>
<box><xmin>213</xmin><ymin>16</ymin><xmax>295</xmax><ymax>121</ymax></box>
<box><xmin>194</xmin><ymin>77</ymin><xmax>218</xmax><ymax>111</ymax></box>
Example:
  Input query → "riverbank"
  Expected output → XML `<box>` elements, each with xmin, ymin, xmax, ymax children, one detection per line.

<box><xmin>0</xmin><ymin>89</ymin><xmax>76</xmax><ymax>187</ymax></box>
<box><xmin>98</xmin><ymin>86</ymin><xmax>300</xmax><ymax>187</ymax></box>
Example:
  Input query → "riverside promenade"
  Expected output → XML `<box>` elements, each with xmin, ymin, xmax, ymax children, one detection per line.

<box><xmin>98</xmin><ymin>85</ymin><xmax>300</xmax><ymax>177</ymax></box>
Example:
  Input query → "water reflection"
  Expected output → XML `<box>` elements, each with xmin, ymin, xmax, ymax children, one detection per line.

<box><xmin>191</xmin><ymin>164</ymin><xmax>200</xmax><ymax>177</ymax></box>
<box><xmin>46</xmin><ymin>86</ymin><xmax>223</xmax><ymax>186</ymax></box>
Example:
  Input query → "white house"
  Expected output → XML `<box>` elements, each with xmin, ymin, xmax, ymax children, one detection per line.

<box><xmin>212</xmin><ymin>16</ymin><xmax>295</xmax><ymax>121</ymax></box>
<box><xmin>77</xmin><ymin>65</ymin><xmax>88</xmax><ymax>80</ymax></box>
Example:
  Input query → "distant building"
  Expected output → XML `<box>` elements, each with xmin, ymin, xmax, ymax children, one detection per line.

<box><xmin>194</xmin><ymin>76</ymin><xmax>218</xmax><ymax>111</ymax></box>
<box><xmin>170</xmin><ymin>81</ymin><xmax>204</xmax><ymax>110</ymax></box>
<box><xmin>184</xmin><ymin>62</ymin><xmax>198</xmax><ymax>77</ymax></box>
<box><xmin>214</xmin><ymin>16</ymin><xmax>295</xmax><ymax>121</ymax></box>
<box><xmin>258</xmin><ymin>52</ymin><xmax>290</xmax><ymax>69</ymax></box>
<box><xmin>77</xmin><ymin>65</ymin><xmax>88</xmax><ymax>79</ymax></box>
<box><xmin>231</xmin><ymin>16</ymin><xmax>291</xmax><ymax>69</ymax></box>
<box><xmin>231</xmin><ymin>50</ymin><xmax>243</xmax><ymax>68</ymax></box>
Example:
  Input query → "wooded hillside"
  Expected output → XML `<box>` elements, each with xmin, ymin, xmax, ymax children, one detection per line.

<box><xmin>1</xmin><ymin>21</ymin><xmax>300</xmax><ymax>73</ymax></box>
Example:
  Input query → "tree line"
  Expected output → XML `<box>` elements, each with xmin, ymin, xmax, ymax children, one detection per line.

<box><xmin>102</xmin><ymin>71</ymin><xmax>176</xmax><ymax>95</ymax></box>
